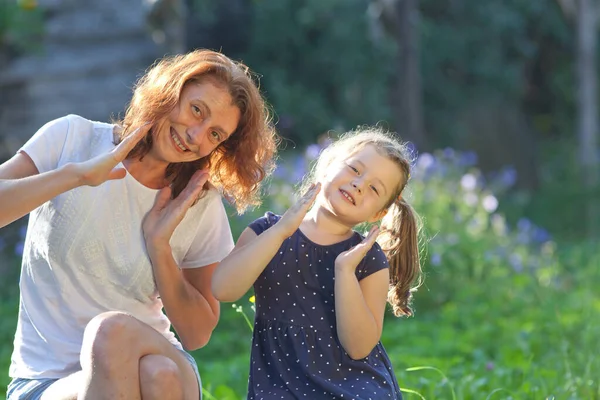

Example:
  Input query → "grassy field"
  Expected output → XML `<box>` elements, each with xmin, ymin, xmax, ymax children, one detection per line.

<box><xmin>192</xmin><ymin>240</ymin><xmax>599</xmax><ymax>400</ymax></box>
<box><xmin>2</xmin><ymin>242</ymin><xmax>597</xmax><ymax>400</ymax></box>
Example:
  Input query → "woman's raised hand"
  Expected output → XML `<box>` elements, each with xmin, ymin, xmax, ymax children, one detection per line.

<box><xmin>142</xmin><ymin>169</ymin><xmax>209</xmax><ymax>249</ymax></box>
<box><xmin>276</xmin><ymin>182</ymin><xmax>321</xmax><ymax>239</ymax></box>
<box><xmin>75</xmin><ymin>124</ymin><xmax>151</xmax><ymax>187</ymax></box>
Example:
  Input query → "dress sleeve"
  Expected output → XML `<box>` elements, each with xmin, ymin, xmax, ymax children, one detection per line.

<box><xmin>248</xmin><ymin>211</ymin><xmax>281</xmax><ymax>236</ymax></box>
<box><xmin>19</xmin><ymin>115</ymin><xmax>73</xmax><ymax>173</ymax></box>
<box><xmin>180</xmin><ymin>190</ymin><xmax>235</xmax><ymax>268</ymax></box>
<box><xmin>355</xmin><ymin>242</ymin><xmax>389</xmax><ymax>281</ymax></box>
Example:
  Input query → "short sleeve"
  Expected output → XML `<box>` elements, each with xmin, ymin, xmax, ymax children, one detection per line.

<box><xmin>180</xmin><ymin>191</ymin><xmax>235</xmax><ymax>268</ymax></box>
<box><xmin>355</xmin><ymin>241</ymin><xmax>389</xmax><ymax>281</ymax></box>
<box><xmin>248</xmin><ymin>211</ymin><xmax>281</xmax><ymax>236</ymax></box>
<box><xmin>19</xmin><ymin>116</ymin><xmax>72</xmax><ymax>173</ymax></box>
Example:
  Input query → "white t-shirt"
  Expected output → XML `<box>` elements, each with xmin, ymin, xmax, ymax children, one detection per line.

<box><xmin>10</xmin><ymin>114</ymin><xmax>235</xmax><ymax>379</ymax></box>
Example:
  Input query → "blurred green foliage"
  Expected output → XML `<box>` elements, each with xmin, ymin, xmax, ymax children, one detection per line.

<box><xmin>0</xmin><ymin>0</ymin><xmax>44</xmax><ymax>58</ymax></box>
<box><xmin>189</xmin><ymin>0</ymin><xmax>594</xmax><ymax>241</ymax></box>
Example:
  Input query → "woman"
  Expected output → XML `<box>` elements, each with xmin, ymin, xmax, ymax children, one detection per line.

<box><xmin>1</xmin><ymin>49</ymin><xmax>277</xmax><ymax>400</ymax></box>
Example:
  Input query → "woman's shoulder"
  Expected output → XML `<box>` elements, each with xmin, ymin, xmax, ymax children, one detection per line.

<box><xmin>52</xmin><ymin>114</ymin><xmax>115</xmax><ymax>142</ymax></box>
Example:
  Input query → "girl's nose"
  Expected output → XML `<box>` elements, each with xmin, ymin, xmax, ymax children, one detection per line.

<box><xmin>351</xmin><ymin>180</ymin><xmax>363</xmax><ymax>194</ymax></box>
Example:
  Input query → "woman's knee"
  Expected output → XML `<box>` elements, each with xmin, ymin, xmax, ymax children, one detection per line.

<box><xmin>140</xmin><ymin>355</ymin><xmax>183</xmax><ymax>400</ymax></box>
<box><xmin>80</xmin><ymin>312</ymin><xmax>138</xmax><ymax>368</ymax></box>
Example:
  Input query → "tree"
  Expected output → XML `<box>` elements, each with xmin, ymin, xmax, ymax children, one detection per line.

<box><xmin>557</xmin><ymin>0</ymin><xmax>600</xmax><ymax>236</ymax></box>
<box><xmin>369</xmin><ymin>0</ymin><xmax>427</xmax><ymax>150</ymax></box>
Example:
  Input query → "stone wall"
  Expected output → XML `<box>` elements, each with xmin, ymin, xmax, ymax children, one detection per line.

<box><xmin>0</xmin><ymin>0</ymin><xmax>175</xmax><ymax>159</ymax></box>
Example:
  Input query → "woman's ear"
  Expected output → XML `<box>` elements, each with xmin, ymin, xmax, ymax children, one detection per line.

<box><xmin>368</xmin><ymin>208</ymin><xmax>389</xmax><ymax>223</ymax></box>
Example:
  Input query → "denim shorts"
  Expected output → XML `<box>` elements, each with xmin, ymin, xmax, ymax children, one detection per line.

<box><xmin>7</xmin><ymin>349</ymin><xmax>202</xmax><ymax>400</ymax></box>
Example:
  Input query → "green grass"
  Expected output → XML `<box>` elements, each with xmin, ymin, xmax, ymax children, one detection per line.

<box><xmin>193</xmin><ymin>241</ymin><xmax>600</xmax><ymax>399</ymax></box>
<box><xmin>0</xmin><ymin>243</ymin><xmax>597</xmax><ymax>399</ymax></box>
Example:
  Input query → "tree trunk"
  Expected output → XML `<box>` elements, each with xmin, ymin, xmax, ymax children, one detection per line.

<box><xmin>576</xmin><ymin>0</ymin><xmax>600</xmax><ymax>236</ymax></box>
<box><xmin>394</xmin><ymin>0</ymin><xmax>427</xmax><ymax>151</ymax></box>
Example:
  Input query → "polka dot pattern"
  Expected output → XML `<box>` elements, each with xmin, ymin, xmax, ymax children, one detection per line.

<box><xmin>246</xmin><ymin>212</ymin><xmax>402</xmax><ymax>399</ymax></box>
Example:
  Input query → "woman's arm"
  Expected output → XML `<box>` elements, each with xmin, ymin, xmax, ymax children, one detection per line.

<box><xmin>0</xmin><ymin>153</ymin><xmax>80</xmax><ymax>228</ymax></box>
<box><xmin>145</xmin><ymin>242</ymin><xmax>220</xmax><ymax>351</ymax></box>
<box><xmin>0</xmin><ymin>124</ymin><xmax>149</xmax><ymax>228</ymax></box>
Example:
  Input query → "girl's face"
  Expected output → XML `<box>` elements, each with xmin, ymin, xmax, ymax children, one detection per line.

<box><xmin>149</xmin><ymin>79</ymin><xmax>241</xmax><ymax>165</ymax></box>
<box><xmin>320</xmin><ymin>144</ymin><xmax>403</xmax><ymax>225</ymax></box>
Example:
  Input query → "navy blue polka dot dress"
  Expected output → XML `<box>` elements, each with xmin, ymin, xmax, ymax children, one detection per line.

<box><xmin>247</xmin><ymin>212</ymin><xmax>402</xmax><ymax>400</ymax></box>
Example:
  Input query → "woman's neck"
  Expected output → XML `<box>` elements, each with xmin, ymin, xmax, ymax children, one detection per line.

<box><xmin>123</xmin><ymin>157</ymin><xmax>170</xmax><ymax>189</ymax></box>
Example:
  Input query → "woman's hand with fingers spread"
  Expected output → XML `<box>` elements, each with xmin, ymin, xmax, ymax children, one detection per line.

<box><xmin>143</xmin><ymin>169</ymin><xmax>209</xmax><ymax>251</ymax></box>
<box><xmin>275</xmin><ymin>182</ymin><xmax>321</xmax><ymax>239</ymax></box>
<box><xmin>334</xmin><ymin>225</ymin><xmax>380</xmax><ymax>272</ymax></box>
<box><xmin>74</xmin><ymin>124</ymin><xmax>151</xmax><ymax>187</ymax></box>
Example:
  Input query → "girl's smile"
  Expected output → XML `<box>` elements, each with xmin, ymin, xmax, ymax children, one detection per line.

<box><xmin>320</xmin><ymin>144</ymin><xmax>403</xmax><ymax>225</ymax></box>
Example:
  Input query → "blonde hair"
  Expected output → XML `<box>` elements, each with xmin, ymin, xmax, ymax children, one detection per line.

<box><xmin>116</xmin><ymin>49</ymin><xmax>277</xmax><ymax>213</ymax></box>
<box><xmin>303</xmin><ymin>127</ymin><xmax>424</xmax><ymax>316</ymax></box>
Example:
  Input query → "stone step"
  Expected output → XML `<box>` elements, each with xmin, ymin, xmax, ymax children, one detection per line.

<box><xmin>0</xmin><ymin>39</ymin><xmax>158</xmax><ymax>85</ymax></box>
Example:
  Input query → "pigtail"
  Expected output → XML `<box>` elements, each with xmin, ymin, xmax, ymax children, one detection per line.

<box><xmin>378</xmin><ymin>198</ymin><xmax>423</xmax><ymax>317</ymax></box>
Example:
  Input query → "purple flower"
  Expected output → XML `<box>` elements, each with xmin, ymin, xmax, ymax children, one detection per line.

<box><xmin>532</xmin><ymin>227</ymin><xmax>551</xmax><ymax>243</ymax></box>
<box><xmin>416</xmin><ymin>153</ymin><xmax>435</xmax><ymax>171</ymax></box>
<box><xmin>509</xmin><ymin>253</ymin><xmax>523</xmax><ymax>272</ymax></box>
<box><xmin>460</xmin><ymin>173</ymin><xmax>477</xmax><ymax>191</ymax></box>
<box><xmin>15</xmin><ymin>242</ymin><xmax>24</xmax><ymax>257</ymax></box>
<box><xmin>277</xmin><ymin>115</ymin><xmax>294</xmax><ymax>130</ymax></box>
<box><xmin>517</xmin><ymin>218</ymin><xmax>532</xmax><ymax>232</ymax></box>
<box><xmin>482</xmin><ymin>195</ymin><xmax>499</xmax><ymax>213</ymax></box>
<box><xmin>459</xmin><ymin>151</ymin><xmax>478</xmax><ymax>167</ymax></box>
<box><xmin>291</xmin><ymin>156</ymin><xmax>307</xmax><ymax>183</ymax></box>
<box><xmin>499</xmin><ymin>166</ymin><xmax>517</xmax><ymax>188</ymax></box>
<box><xmin>442</xmin><ymin>147</ymin><xmax>455</xmax><ymax>159</ymax></box>
<box><xmin>305</xmin><ymin>144</ymin><xmax>321</xmax><ymax>160</ymax></box>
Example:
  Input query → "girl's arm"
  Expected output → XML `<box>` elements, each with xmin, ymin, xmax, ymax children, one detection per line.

<box><xmin>210</xmin><ymin>225</ymin><xmax>285</xmax><ymax>302</ymax></box>
<box><xmin>211</xmin><ymin>183</ymin><xmax>321</xmax><ymax>302</ymax></box>
<box><xmin>334</xmin><ymin>228</ymin><xmax>390</xmax><ymax>359</ymax></box>
<box><xmin>0</xmin><ymin>125</ymin><xmax>149</xmax><ymax>228</ymax></box>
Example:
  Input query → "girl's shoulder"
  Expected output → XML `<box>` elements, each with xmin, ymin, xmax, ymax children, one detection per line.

<box><xmin>356</xmin><ymin>239</ymin><xmax>389</xmax><ymax>280</ymax></box>
<box><xmin>248</xmin><ymin>211</ymin><xmax>281</xmax><ymax>235</ymax></box>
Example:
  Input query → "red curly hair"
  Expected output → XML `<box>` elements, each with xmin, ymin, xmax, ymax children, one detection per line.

<box><xmin>116</xmin><ymin>49</ymin><xmax>277</xmax><ymax>213</ymax></box>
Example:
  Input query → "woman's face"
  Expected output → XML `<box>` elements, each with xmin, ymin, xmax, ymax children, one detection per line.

<box><xmin>149</xmin><ymin>79</ymin><xmax>241</xmax><ymax>165</ymax></box>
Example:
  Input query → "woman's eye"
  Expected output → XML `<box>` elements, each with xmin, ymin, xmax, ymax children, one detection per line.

<box><xmin>192</xmin><ymin>105</ymin><xmax>202</xmax><ymax>115</ymax></box>
<box><xmin>211</xmin><ymin>131</ymin><xmax>221</xmax><ymax>141</ymax></box>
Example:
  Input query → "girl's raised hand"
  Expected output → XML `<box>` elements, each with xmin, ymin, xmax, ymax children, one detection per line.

<box><xmin>75</xmin><ymin>124</ymin><xmax>151</xmax><ymax>186</ymax></box>
<box><xmin>276</xmin><ymin>182</ymin><xmax>321</xmax><ymax>239</ymax></box>
<box><xmin>334</xmin><ymin>225</ymin><xmax>380</xmax><ymax>271</ymax></box>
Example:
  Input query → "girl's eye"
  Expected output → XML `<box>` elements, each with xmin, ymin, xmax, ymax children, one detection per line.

<box><xmin>192</xmin><ymin>105</ymin><xmax>202</xmax><ymax>115</ymax></box>
<box><xmin>371</xmin><ymin>185</ymin><xmax>379</xmax><ymax>195</ymax></box>
<box><xmin>348</xmin><ymin>165</ymin><xmax>359</xmax><ymax>174</ymax></box>
<box><xmin>211</xmin><ymin>131</ymin><xmax>221</xmax><ymax>142</ymax></box>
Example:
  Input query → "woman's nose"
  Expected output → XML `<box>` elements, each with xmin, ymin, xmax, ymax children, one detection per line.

<box><xmin>186</xmin><ymin>122</ymin><xmax>209</xmax><ymax>148</ymax></box>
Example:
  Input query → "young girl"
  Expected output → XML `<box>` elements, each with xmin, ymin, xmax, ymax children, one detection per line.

<box><xmin>212</xmin><ymin>127</ymin><xmax>423</xmax><ymax>399</ymax></box>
